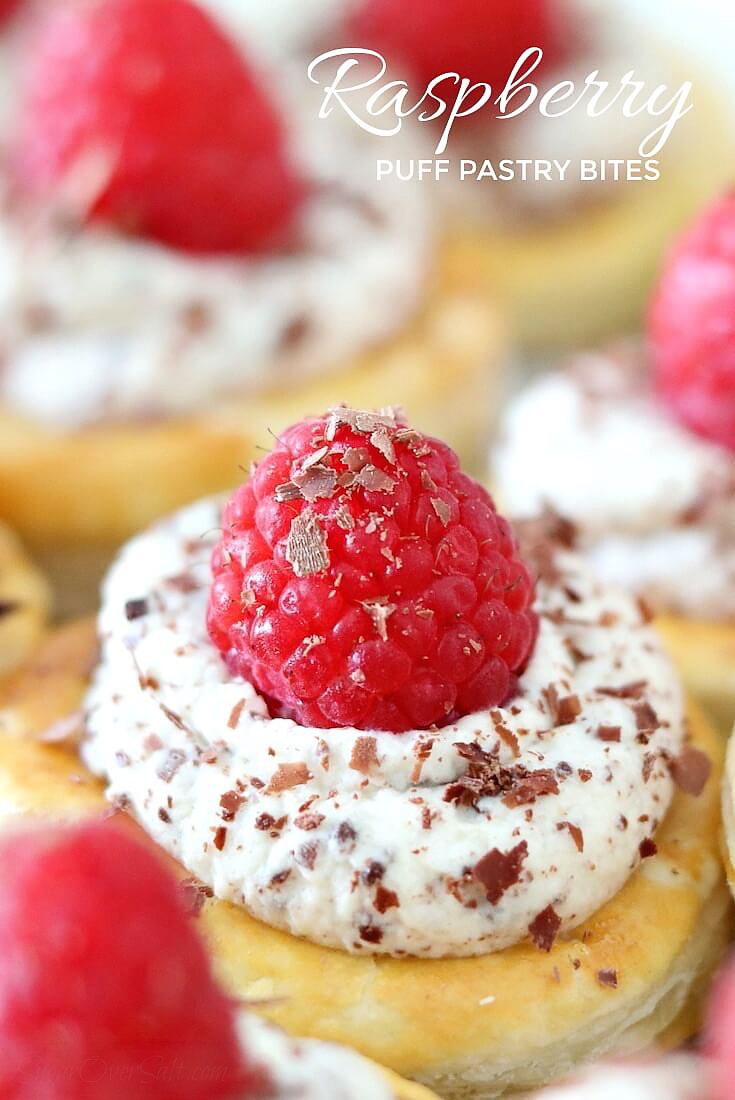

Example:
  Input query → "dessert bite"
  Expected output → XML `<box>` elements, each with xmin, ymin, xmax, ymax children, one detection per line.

<box><xmin>493</xmin><ymin>191</ymin><xmax>735</xmax><ymax>728</ymax></box>
<box><xmin>0</xmin><ymin>409</ymin><xmax>727</xmax><ymax>1097</ymax></box>
<box><xmin>0</xmin><ymin>0</ymin><xmax>499</xmax><ymax>614</ymax></box>
<box><xmin>0</xmin><ymin>817</ymin><xmax>434</xmax><ymax>1100</ymax></box>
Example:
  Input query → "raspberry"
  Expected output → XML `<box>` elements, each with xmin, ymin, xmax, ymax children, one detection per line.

<box><xmin>208</xmin><ymin>408</ymin><xmax>537</xmax><ymax>733</ymax></box>
<box><xmin>0</xmin><ymin>820</ymin><xmax>268</xmax><ymax>1100</ymax></box>
<box><xmin>707</xmin><ymin>956</ymin><xmax>735</xmax><ymax>1100</ymax></box>
<box><xmin>17</xmin><ymin>0</ymin><xmax>303</xmax><ymax>254</ymax></box>
<box><xmin>348</xmin><ymin>0</ymin><xmax>565</xmax><ymax>96</ymax></box>
<box><xmin>649</xmin><ymin>192</ymin><xmax>735</xmax><ymax>452</ymax></box>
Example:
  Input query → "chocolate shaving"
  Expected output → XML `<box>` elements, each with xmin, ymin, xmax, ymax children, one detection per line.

<box><xmin>354</xmin><ymin>464</ymin><xmax>395</xmax><ymax>493</ymax></box>
<box><xmin>528</xmin><ymin>905</ymin><xmax>561</xmax><ymax>952</ymax></box>
<box><xmin>557</xmin><ymin>821</ymin><xmax>584</xmax><ymax>852</ymax></box>
<box><xmin>294</xmin><ymin>812</ymin><xmax>324</xmax><ymax>831</ymax></box>
<box><xmin>0</xmin><ymin>600</ymin><xmax>19</xmax><ymax>618</ymax></box>
<box><xmin>266</xmin><ymin>762</ymin><xmax>311</xmax><ymax>793</ymax></box>
<box><xmin>642</xmin><ymin>753</ymin><xmax>656</xmax><ymax>782</ymax></box>
<box><xmin>280</xmin><ymin>314</ymin><xmax>311</xmax><ymax>352</ymax></box>
<box><xmin>633</xmin><ymin>701</ymin><xmax>659</xmax><ymax>734</ymax></box>
<box><xmin>333</xmin><ymin>504</ymin><xmax>354</xmax><ymax>531</ymax></box>
<box><xmin>669</xmin><ymin>747</ymin><xmax>711</xmax><ymax>796</ymax></box>
<box><xmin>213</xmin><ymin>826</ymin><xmax>227</xmax><ymax>851</ymax></box>
<box><xmin>597</xmin><ymin>725</ymin><xmax>621</xmax><ymax>743</ymax></box>
<box><xmin>275</xmin><ymin>481</ymin><xmax>302</xmax><ymax>502</ymax></box>
<box><xmin>358</xmin><ymin>922</ymin><xmax>383</xmax><ymax>944</ymax></box>
<box><xmin>220</xmin><ymin>789</ymin><xmax>244</xmax><ymax>822</ymax></box>
<box><xmin>597</xmin><ymin>680</ymin><xmax>647</xmax><ymax>699</ymax></box>
<box><xmin>124</xmin><ymin>598</ymin><xmax>148</xmax><ymax>621</ymax></box>
<box><xmin>597</xmin><ymin>969</ymin><xmax>618</xmax><ymax>989</ymax></box>
<box><xmin>228</xmin><ymin>699</ymin><xmax>246</xmax><ymax>730</ymax></box>
<box><xmin>285</xmin><ymin>508</ymin><xmax>329</xmax><ymax>577</ymax></box>
<box><xmin>369</xmin><ymin>426</ymin><xmax>396</xmax><ymax>464</ymax></box>
<box><xmin>296</xmin><ymin>842</ymin><xmax>318</xmax><ymax>870</ymax></box>
<box><xmin>157</xmin><ymin>749</ymin><xmax>186</xmax><ymax>783</ymax></box>
<box><xmin>374</xmin><ymin>884</ymin><xmax>400</xmax><ymax>913</ymax></box>
<box><xmin>336</xmin><ymin>821</ymin><xmax>357</xmax><ymax>850</ymax></box>
<box><xmin>639</xmin><ymin>837</ymin><xmax>657</xmax><ymax>859</ymax></box>
<box><xmin>473</xmin><ymin>841</ymin><xmax>528</xmax><ymax>904</ymax></box>
<box><xmin>362</xmin><ymin>598</ymin><xmax>395</xmax><ymax>641</ymax></box>
<box><xmin>542</xmin><ymin>685</ymin><xmax>582</xmax><ymax>726</ymax></box>
<box><xmin>430</xmin><ymin>497</ymin><xmax>451</xmax><ymax>526</ymax></box>
<box><xmin>502</xmin><ymin>769</ymin><xmax>559</xmax><ymax>808</ymax></box>
<box><xmin>349</xmin><ymin>736</ymin><xmax>379</xmax><ymax>775</ymax></box>
<box><xmin>293</xmin><ymin>462</ymin><xmax>338</xmax><ymax>503</ymax></box>
<box><xmin>179</xmin><ymin>877</ymin><xmax>214</xmax><ymax>918</ymax></box>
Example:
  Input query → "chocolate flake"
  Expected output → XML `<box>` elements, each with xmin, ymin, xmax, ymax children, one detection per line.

<box><xmin>374</xmin><ymin>884</ymin><xmax>400</xmax><ymax>913</ymax></box>
<box><xmin>473</xmin><ymin>840</ymin><xmax>528</xmax><ymax>904</ymax></box>
<box><xmin>639</xmin><ymin>837</ymin><xmax>657</xmax><ymax>859</ymax></box>
<box><xmin>633</xmin><ymin>701</ymin><xmax>659</xmax><ymax>735</ymax></box>
<box><xmin>597</xmin><ymin>725</ymin><xmax>621</xmax><ymax>743</ymax></box>
<box><xmin>124</xmin><ymin>598</ymin><xmax>148</xmax><ymax>620</ymax></box>
<box><xmin>597</xmin><ymin>969</ymin><xmax>618</xmax><ymax>989</ymax></box>
<box><xmin>354</xmin><ymin>464</ymin><xmax>395</xmax><ymax>494</ymax></box>
<box><xmin>220</xmin><ymin>789</ymin><xmax>244</xmax><ymax>822</ymax></box>
<box><xmin>669</xmin><ymin>747</ymin><xmax>711</xmax><ymax>797</ymax></box>
<box><xmin>285</xmin><ymin>508</ymin><xmax>329</xmax><ymax>578</ymax></box>
<box><xmin>294</xmin><ymin>812</ymin><xmax>325</xmax><ymax>831</ymax></box>
<box><xmin>275</xmin><ymin>481</ymin><xmax>302</xmax><ymax>503</ymax></box>
<box><xmin>542</xmin><ymin>686</ymin><xmax>582</xmax><ymax>727</ymax></box>
<box><xmin>502</xmin><ymin>769</ymin><xmax>559</xmax><ymax>808</ymax></box>
<box><xmin>266</xmin><ymin>762</ymin><xmax>311</xmax><ymax>793</ymax></box>
<box><xmin>213</xmin><ymin>826</ymin><xmax>227</xmax><ymax>851</ymax></box>
<box><xmin>358</xmin><ymin>922</ymin><xmax>383</xmax><ymax>944</ymax></box>
<box><xmin>349</xmin><ymin>736</ymin><xmax>380</xmax><ymax>775</ymax></box>
<box><xmin>430</xmin><ymin>497</ymin><xmax>451</xmax><ymax>526</ymax></box>
<box><xmin>0</xmin><ymin>600</ymin><xmax>19</xmax><ymax>618</ymax></box>
<box><xmin>157</xmin><ymin>749</ymin><xmax>186</xmax><ymax>783</ymax></box>
<box><xmin>293</xmin><ymin>462</ymin><xmax>338</xmax><ymax>503</ymax></box>
<box><xmin>597</xmin><ymin>680</ymin><xmax>647</xmax><ymax>699</ymax></box>
<box><xmin>228</xmin><ymin>699</ymin><xmax>246</xmax><ymax>730</ymax></box>
<box><xmin>336</xmin><ymin>821</ymin><xmax>357</xmax><ymax>850</ymax></box>
<box><xmin>296</xmin><ymin>842</ymin><xmax>318</xmax><ymax>870</ymax></box>
<box><xmin>362</xmin><ymin>598</ymin><xmax>395</xmax><ymax>641</ymax></box>
<box><xmin>557</xmin><ymin>821</ymin><xmax>584</xmax><ymax>852</ymax></box>
<box><xmin>279</xmin><ymin>314</ymin><xmax>311</xmax><ymax>352</ymax></box>
<box><xmin>528</xmin><ymin>905</ymin><xmax>561</xmax><ymax>952</ymax></box>
<box><xmin>179</xmin><ymin>877</ymin><xmax>214</xmax><ymax>917</ymax></box>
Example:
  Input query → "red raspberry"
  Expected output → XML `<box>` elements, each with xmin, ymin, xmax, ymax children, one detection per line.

<box><xmin>649</xmin><ymin>192</ymin><xmax>735</xmax><ymax>452</ymax></box>
<box><xmin>348</xmin><ymin>0</ymin><xmax>565</xmax><ymax>95</ymax></box>
<box><xmin>208</xmin><ymin>408</ymin><xmax>537</xmax><ymax>733</ymax></box>
<box><xmin>17</xmin><ymin>0</ymin><xmax>303</xmax><ymax>254</ymax></box>
<box><xmin>0</xmin><ymin>820</ymin><xmax>268</xmax><ymax>1100</ymax></box>
<box><xmin>706</xmin><ymin>956</ymin><xmax>735</xmax><ymax>1100</ymax></box>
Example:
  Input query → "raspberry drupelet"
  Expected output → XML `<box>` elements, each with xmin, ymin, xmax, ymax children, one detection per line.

<box><xmin>208</xmin><ymin>408</ymin><xmax>538</xmax><ymax>733</ymax></box>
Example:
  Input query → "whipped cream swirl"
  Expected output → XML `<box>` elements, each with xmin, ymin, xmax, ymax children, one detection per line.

<box><xmin>83</xmin><ymin>495</ymin><xmax>688</xmax><ymax>958</ymax></box>
<box><xmin>0</xmin><ymin>112</ymin><xmax>431</xmax><ymax>428</ymax></box>
<box><xmin>494</xmin><ymin>353</ymin><xmax>735</xmax><ymax>620</ymax></box>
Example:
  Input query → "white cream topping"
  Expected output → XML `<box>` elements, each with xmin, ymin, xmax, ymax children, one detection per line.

<box><xmin>237</xmin><ymin>1011</ymin><xmax>395</xmax><ymax>1099</ymax></box>
<box><xmin>493</xmin><ymin>354</ymin><xmax>735</xmax><ymax>620</ymax></box>
<box><xmin>83</xmin><ymin>495</ymin><xmax>687</xmax><ymax>958</ymax></box>
<box><xmin>530</xmin><ymin>1056</ymin><xmax>706</xmax><ymax>1099</ymax></box>
<box><xmin>0</xmin><ymin>112</ymin><xmax>432</xmax><ymax>428</ymax></box>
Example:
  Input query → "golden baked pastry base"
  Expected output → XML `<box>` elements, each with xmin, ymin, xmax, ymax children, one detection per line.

<box><xmin>0</xmin><ymin>522</ymin><xmax>49</xmax><ymax>680</ymax></box>
<box><xmin>657</xmin><ymin>615</ymin><xmax>735</xmax><ymax>737</ymax></box>
<box><xmin>720</xmin><ymin>735</ymin><xmax>735</xmax><ymax>902</ymax></box>
<box><xmin>0</xmin><ymin>241</ymin><xmax>503</xmax><ymax>617</ymax></box>
<box><xmin>0</xmin><ymin>623</ymin><xmax>729</xmax><ymax>1099</ymax></box>
<box><xmin>444</xmin><ymin>82</ymin><xmax>732</xmax><ymax>352</ymax></box>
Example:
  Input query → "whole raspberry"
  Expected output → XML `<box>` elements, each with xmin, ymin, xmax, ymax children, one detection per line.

<box><xmin>208</xmin><ymin>408</ymin><xmax>537</xmax><ymax>733</ymax></box>
<box><xmin>17</xmin><ymin>0</ymin><xmax>303</xmax><ymax>254</ymax></box>
<box><xmin>348</xmin><ymin>0</ymin><xmax>565</xmax><ymax>97</ymax></box>
<box><xmin>706</xmin><ymin>956</ymin><xmax>735</xmax><ymax>1100</ymax></box>
<box><xmin>0</xmin><ymin>820</ymin><xmax>268</xmax><ymax>1100</ymax></box>
<box><xmin>649</xmin><ymin>192</ymin><xmax>735</xmax><ymax>452</ymax></box>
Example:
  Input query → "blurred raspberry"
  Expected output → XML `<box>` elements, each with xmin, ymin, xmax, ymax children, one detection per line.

<box><xmin>348</xmin><ymin>0</ymin><xmax>566</xmax><ymax>93</ymax></box>
<box><xmin>17</xmin><ymin>0</ymin><xmax>303</xmax><ymax>253</ymax></box>
<box><xmin>0</xmin><ymin>820</ymin><xmax>268</xmax><ymax>1100</ymax></box>
<box><xmin>649</xmin><ymin>192</ymin><xmax>735</xmax><ymax>452</ymax></box>
<box><xmin>208</xmin><ymin>408</ymin><xmax>538</xmax><ymax>733</ymax></box>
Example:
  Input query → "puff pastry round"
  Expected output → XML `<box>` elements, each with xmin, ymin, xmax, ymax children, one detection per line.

<box><xmin>0</xmin><ymin>622</ymin><xmax>729</xmax><ymax>1098</ymax></box>
<box><xmin>656</xmin><ymin>616</ymin><xmax>735</xmax><ymax>738</ymax></box>
<box><xmin>0</xmin><ymin>522</ymin><xmax>49</xmax><ymax>680</ymax></box>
